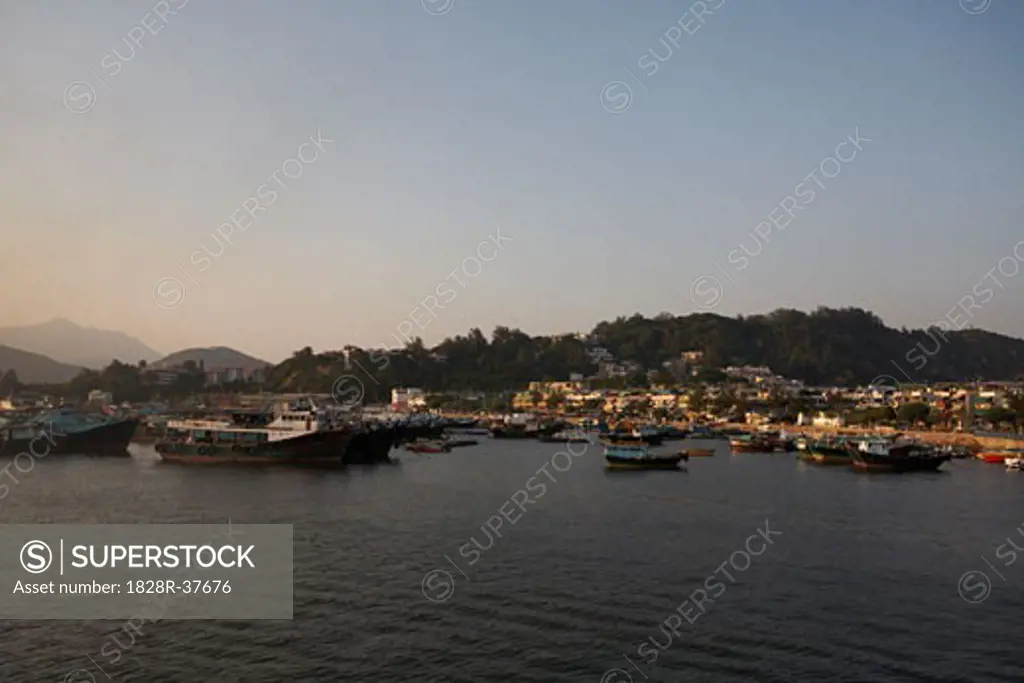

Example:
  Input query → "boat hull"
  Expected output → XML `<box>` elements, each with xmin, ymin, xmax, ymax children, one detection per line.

<box><xmin>605</xmin><ymin>454</ymin><xmax>685</xmax><ymax>470</ymax></box>
<box><xmin>681</xmin><ymin>448</ymin><xmax>715</xmax><ymax>457</ymax></box>
<box><xmin>2</xmin><ymin>419</ymin><xmax>138</xmax><ymax>456</ymax></box>
<box><xmin>850</xmin><ymin>451</ymin><xmax>951</xmax><ymax>473</ymax></box>
<box><xmin>155</xmin><ymin>429</ymin><xmax>352</xmax><ymax>467</ymax></box>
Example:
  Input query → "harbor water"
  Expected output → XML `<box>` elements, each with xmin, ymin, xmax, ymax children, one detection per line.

<box><xmin>1</xmin><ymin>440</ymin><xmax>1021</xmax><ymax>682</ymax></box>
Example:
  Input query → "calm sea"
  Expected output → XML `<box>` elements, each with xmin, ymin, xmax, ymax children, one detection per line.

<box><xmin>0</xmin><ymin>439</ymin><xmax>1022</xmax><ymax>682</ymax></box>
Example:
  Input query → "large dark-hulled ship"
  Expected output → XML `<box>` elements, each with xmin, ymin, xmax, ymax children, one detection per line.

<box><xmin>849</xmin><ymin>438</ymin><xmax>951</xmax><ymax>473</ymax></box>
<box><xmin>0</xmin><ymin>410</ymin><xmax>138</xmax><ymax>456</ymax></box>
<box><xmin>155</xmin><ymin>398</ymin><xmax>353</xmax><ymax>468</ymax></box>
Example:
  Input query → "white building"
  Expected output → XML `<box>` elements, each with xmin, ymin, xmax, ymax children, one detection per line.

<box><xmin>391</xmin><ymin>387</ymin><xmax>426</xmax><ymax>411</ymax></box>
<box><xmin>87</xmin><ymin>390</ymin><xmax>114</xmax><ymax>405</ymax></box>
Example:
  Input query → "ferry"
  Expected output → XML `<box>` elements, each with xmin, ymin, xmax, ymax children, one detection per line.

<box><xmin>0</xmin><ymin>408</ymin><xmax>138</xmax><ymax>456</ymax></box>
<box><xmin>604</xmin><ymin>443</ymin><xmax>686</xmax><ymax>471</ymax></box>
<box><xmin>155</xmin><ymin>397</ymin><xmax>352</xmax><ymax>467</ymax></box>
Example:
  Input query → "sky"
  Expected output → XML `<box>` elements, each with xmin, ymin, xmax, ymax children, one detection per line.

<box><xmin>1</xmin><ymin>0</ymin><xmax>1022</xmax><ymax>362</ymax></box>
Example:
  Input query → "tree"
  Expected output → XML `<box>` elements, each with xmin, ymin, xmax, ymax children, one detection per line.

<box><xmin>896</xmin><ymin>402</ymin><xmax>930</xmax><ymax>425</ymax></box>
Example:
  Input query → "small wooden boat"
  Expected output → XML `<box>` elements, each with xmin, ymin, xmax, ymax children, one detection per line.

<box><xmin>605</xmin><ymin>444</ymin><xmax>686</xmax><ymax>470</ymax></box>
<box><xmin>730</xmin><ymin>435</ymin><xmax>773</xmax><ymax>453</ymax></box>
<box><xmin>680</xmin><ymin>447</ymin><xmax>715</xmax><ymax>457</ymax></box>
<box><xmin>977</xmin><ymin>450</ymin><xmax>1021</xmax><ymax>463</ymax></box>
<box><xmin>406</xmin><ymin>440</ymin><xmax>452</xmax><ymax>454</ymax></box>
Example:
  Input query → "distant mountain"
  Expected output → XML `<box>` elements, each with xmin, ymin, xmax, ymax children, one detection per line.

<box><xmin>0</xmin><ymin>345</ymin><xmax>85</xmax><ymax>384</ymax></box>
<box><xmin>0</xmin><ymin>319</ymin><xmax>161</xmax><ymax>369</ymax></box>
<box><xmin>152</xmin><ymin>347</ymin><xmax>271</xmax><ymax>371</ymax></box>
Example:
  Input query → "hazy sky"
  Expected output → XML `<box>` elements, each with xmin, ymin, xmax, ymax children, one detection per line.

<box><xmin>2</xmin><ymin>0</ymin><xmax>1022</xmax><ymax>361</ymax></box>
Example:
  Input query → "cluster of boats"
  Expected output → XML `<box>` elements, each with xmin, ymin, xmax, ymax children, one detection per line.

<box><xmin>0</xmin><ymin>398</ymin><xmax>448</xmax><ymax>467</ymax></box>
<box><xmin>791</xmin><ymin>435</ymin><xmax>953</xmax><ymax>472</ymax></box>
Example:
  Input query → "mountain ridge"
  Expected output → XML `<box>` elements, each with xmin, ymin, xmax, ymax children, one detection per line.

<box><xmin>0</xmin><ymin>344</ymin><xmax>86</xmax><ymax>384</ymax></box>
<box><xmin>0</xmin><ymin>318</ymin><xmax>161</xmax><ymax>369</ymax></box>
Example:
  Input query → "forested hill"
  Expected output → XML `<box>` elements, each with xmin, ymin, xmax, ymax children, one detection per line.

<box><xmin>266</xmin><ymin>307</ymin><xmax>1024</xmax><ymax>397</ymax></box>
<box><xmin>589</xmin><ymin>307</ymin><xmax>1024</xmax><ymax>385</ymax></box>
<box><xmin>21</xmin><ymin>307</ymin><xmax>1024</xmax><ymax>401</ymax></box>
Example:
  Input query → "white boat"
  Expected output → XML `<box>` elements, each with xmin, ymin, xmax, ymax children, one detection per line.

<box><xmin>1005</xmin><ymin>456</ymin><xmax>1023</xmax><ymax>471</ymax></box>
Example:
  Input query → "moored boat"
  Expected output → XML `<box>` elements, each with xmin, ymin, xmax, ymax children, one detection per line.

<box><xmin>1005</xmin><ymin>456</ymin><xmax>1023</xmax><ymax>471</ymax></box>
<box><xmin>538</xmin><ymin>428</ymin><xmax>591</xmax><ymax>444</ymax></box>
<box><xmin>808</xmin><ymin>438</ymin><xmax>853</xmax><ymax>465</ymax></box>
<box><xmin>604</xmin><ymin>444</ymin><xmax>686</xmax><ymax>471</ymax></box>
<box><xmin>155</xmin><ymin>397</ymin><xmax>352</xmax><ymax>467</ymax></box>
<box><xmin>406</xmin><ymin>440</ymin><xmax>452</xmax><ymax>453</ymax></box>
<box><xmin>849</xmin><ymin>438</ymin><xmax>950</xmax><ymax>473</ymax></box>
<box><xmin>977</xmin><ymin>449</ymin><xmax>1023</xmax><ymax>464</ymax></box>
<box><xmin>1</xmin><ymin>409</ymin><xmax>138</xmax><ymax>456</ymax></box>
<box><xmin>730</xmin><ymin>434</ymin><xmax>773</xmax><ymax>453</ymax></box>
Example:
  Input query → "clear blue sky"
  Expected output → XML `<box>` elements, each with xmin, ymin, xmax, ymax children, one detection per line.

<box><xmin>2</xmin><ymin>0</ymin><xmax>1022</xmax><ymax>361</ymax></box>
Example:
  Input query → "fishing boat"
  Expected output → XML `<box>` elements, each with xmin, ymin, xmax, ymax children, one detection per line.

<box><xmin>849</xmin><ymin>438</ymin><xmax>950</xmax><ymax>473</ymax></box>
<box><xmin>441</xmin><ymin>435</ymin><xmax>478</xmax><ymax>448</ymax></box>
<box><xmin>406</xmin><ymin>440</ymin><xmax>452</xmax><ymax>453</ymax></box>
<box><xmin>0</xmin><ymin>409</ymin><xmax>138</xmax><ymax>456</ymax></box>
<box><xmin>490</xmin><ymin>414</ymin><xmax>540</xmax><ymax>439</ymax></box>
<box><xmin>604</xmin><ymin>443</ymin><xmax>686</xmax><ymax>471</ymax></box>
<box><xmin>977</xmin><ymin>449</ymin><xmax>1024</xmax><ymax>464</ymax></box>
<box><xmin>538</xmin><ymin>428</ymin><xmax>591</xmax><ymax>444</ymax></box>
<box><xmin>808</xmin><ymin>438</ymin><xmax>853</xmax><ymax>465</ymax></box>
<box><xmin>729</xmin><ymin>434</ymin><xmax>773</xmax><ymax>453</ymax></box>
<box><xmin>155</xmin><ymin>397</ymin><xmax>352</xmax><ymax>467</ymax></box>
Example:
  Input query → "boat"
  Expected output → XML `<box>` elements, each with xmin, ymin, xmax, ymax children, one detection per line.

<box><xmin>729</xmin><ymin>434</ymin><xmax>774</xmax><ymax>453</ymax></box>
<box><xmin>601</xmin><ymin>421</ymin><xmax>664</xmax><ymax>446</ymax></box>
<box><xmin>977</xmin><ymin>449</ymin><xmax>1024</xmax><ymax>464</ymax></box>
<box><xmin>849</xmin><ymin>438</ymin><xmax>950</xmax><ymax>473</ymax></box>
<box><xmin>604</xmin><ymin>443</ymin><xmax>686</xmax><ymax>471</ymax></box>
<box><xmin>538</xmin><ymin>428</ymin><xmax>591</xmax><ymax>444</ymax></box>
<box><xmin>406</xmin><ymin>440</ymin><xmax>452</xmax><ymax>453</ymax></box>
<box><xmin>154</xmin><ymin>397</ymin><xmax>352</xmax><ymax>467</ymax></box>
<box><xmin>807</xmin><ymin>438</ymin><xmax>853</xmax><ymax>465</ymax></box>
<box><xmin>1005</xmin><ymin>456</ymin><xmax>1023</xmax><ymax>471</ymax></box>
<box><xmin>490</xmin><ymin>414</ymin><xmax>540</xmax><ymax>439</ymax></box>
<box><xmin>0</xmin><ymin>409</ymin><xmax>138</xmax><ymax>456</ymax></box>
<box><xmin>441</xmin><ymin>436</ymin><xmax>478</xmax><ymax>448</ymax></box>
<box><xmin>657</xmin><ymin>425</ymin><xmax>690</xmax><ymax>441</ymax></box>
<box><xmin>680</xmin><ymin>447</ymin><xmax>715</xmax><ymax>457</ymax></box>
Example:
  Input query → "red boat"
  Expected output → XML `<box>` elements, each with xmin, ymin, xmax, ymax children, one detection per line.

<box><xmin>405</xmin><ymin>441</ymin><xmax>451</xmax><ymax>454</ymax></box>
<box><xmin>977</xmin><ymin>450</ymin><xmax>1022</xmax><ymax>463</ymax></box>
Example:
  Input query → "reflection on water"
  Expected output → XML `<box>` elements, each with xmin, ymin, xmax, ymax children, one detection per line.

<box><xmin>0</xmin><ymin>441</ymin><xmax>1020</xmax><ymax>682</ymax></box>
